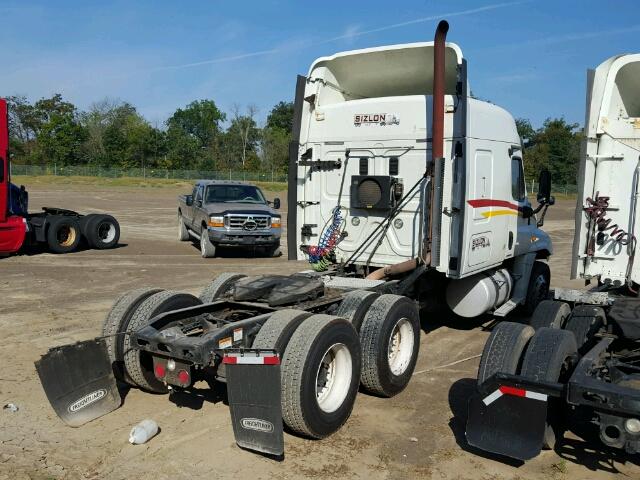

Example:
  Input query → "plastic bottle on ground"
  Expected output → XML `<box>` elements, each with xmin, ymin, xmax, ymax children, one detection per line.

<box><xmin>129</xmin><ymin>419</ymin><xmax>159</xmax><ymax>444</ymax></box>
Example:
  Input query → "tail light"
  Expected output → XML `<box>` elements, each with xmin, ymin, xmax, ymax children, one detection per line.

<box><xmin>154</xmin><ymin>364</ymin><xmax>166</xmax><ymax>379</ymax></box>
<box><xmin>177</xmin><ymin>369</ymin><xmax>190</xmax><ymax>386</ymax></box>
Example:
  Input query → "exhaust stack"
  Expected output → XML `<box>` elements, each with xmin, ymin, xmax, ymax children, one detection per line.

<box><xmin>432</xmin><ymin>20</ymin><xmax>449</xmax><ymax>160</ymax></box>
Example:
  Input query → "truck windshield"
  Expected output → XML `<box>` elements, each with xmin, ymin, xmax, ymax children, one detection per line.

<box><xmin>205</xmin><ymin>185</ymin><xmax>266</xmax><ymax>204</ymax></box>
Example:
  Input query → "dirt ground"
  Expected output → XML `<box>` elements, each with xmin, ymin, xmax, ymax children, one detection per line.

<box><xmin>1</xmin><ymin>184</ymin><xmax>638</xmax><ymax>480</ymax></box>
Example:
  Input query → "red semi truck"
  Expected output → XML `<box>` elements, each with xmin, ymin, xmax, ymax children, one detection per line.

<box><xmin>0</xmin><ymin>98</ymin><xmax>120</xmax><ymax>256</ymax></box>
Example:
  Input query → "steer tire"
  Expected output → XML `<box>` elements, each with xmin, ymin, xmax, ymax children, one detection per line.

<box><xmin>252</xmin><ymin>309</ymin><xmax>312</xmax><ymax>354</ymax></box>
<box><xmin>281</xmin><ymin>314</ymin><xmax>361</xmax><ymax>439</ymax></box>
<box><xmin>521</xmin><ymin>328</ymin><xmax>578</xmax><ymax>450</ymax></box>
<box><xmin>335</xmin><ymin>290</ymin><xmax>380</xmax><ymax>332</ymax></box>
<box><xmin>200</xmin><ymin>232</ymin><xmax>217</xmax><ymax>258</ymax></box>
<box><xmin>199</xmin><ymin>272</ymin><xmax>247</xmax><ymax>302</ymax></box>
<box><xmin>477</xmin><ymin>321</ymin><xmax>535</xmax><ymax>386</ymax></box>
<box><xmin>522</xmin><ymin>261</ymin><xmax>551</xmax><ymax>316</ymax></box>
<box><xmin>123</xmin><ymin>291</ymin><xmax>202</xmax><ymax>393</ymax></box>
<box><xmin>530</xmin><ymin>300</ymin><xmax>571</xmax><ymax>331</ymax></box>
<box><xmin>359</xmin><ymin>294</ymin><xmax>420</xmax><ymax>397</ymax></box>
<box><xmin>84</xmin><ymin>214</ymin><xmax>120</xmax><ymax>249</ymax></box>
<box><xmin>565</xmin><ymin>305</ymin><xmax>605</xmax><ymax>353</ymax></box>
<box><xmin>102</xmin><ymin>287</ymin><xmax>164</xmax><ymax>382</ymax></box>
<box><xmin>178</xmin><ymin>214</ymin><xmax>189</xmax><ymax>241</ymax></box>
<box><xmin>46</xmin><ymin>216</ymin><xmax>81</xmax><ymax>253</ymax></box>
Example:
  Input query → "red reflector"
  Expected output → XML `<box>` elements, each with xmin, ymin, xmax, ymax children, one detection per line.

<box><xmin>499</xmin><ymin>385</ymin><xmax>526</xmax><ymax>397</ymax></box>
<box><xmin>263</xmin><ymin>356</ymin><xmax>280</xmax><ymax>365</ymax></box>
<box><xmin>223</xmin><ymin>356</ymin><xmax>237</xmax><ymax>364</ymax></box>
<box><xmin>154</xmin><ymin>364</ymin><xmax>166</xmax><ymax>378</ymax></box>
<box><xmin>177</xmin><ymin>369</ymin><xmax>190</xmax><ymax>385</ymax></box>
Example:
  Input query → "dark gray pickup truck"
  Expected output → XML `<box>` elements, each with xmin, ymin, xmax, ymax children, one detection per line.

<box><xmin>177</xmin><ymin>180</ymin><xmax>282</xmax><ymax>258</ymax></box>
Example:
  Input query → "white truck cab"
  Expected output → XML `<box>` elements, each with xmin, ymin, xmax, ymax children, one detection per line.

<box><xmin>287</xmin><ymin>22</ymin><xmax>552</xmax><ymax>318</ymax></box>
<box><xmin>572</xmin><ymin>54</ymin><xmax>640</xmax><ymax>287</ymax></box>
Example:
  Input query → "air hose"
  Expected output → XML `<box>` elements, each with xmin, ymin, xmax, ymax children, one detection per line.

<box><xmin>306</xmin><ymin>206</ymin><xmax>344</xmax><ymax>271</ymax></box>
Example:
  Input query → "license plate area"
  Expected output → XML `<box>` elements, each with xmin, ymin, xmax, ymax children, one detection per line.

<box><xmin>152</xmin><ymin>356</ymin><xmax>193</xmax><ymax>387</ymax></box>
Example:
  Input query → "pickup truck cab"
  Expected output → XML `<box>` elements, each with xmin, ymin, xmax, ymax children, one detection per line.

<box><xmin>177</xmin><ymin>180</ymin><xmax>282</xmax><ymax>258</ymax></box>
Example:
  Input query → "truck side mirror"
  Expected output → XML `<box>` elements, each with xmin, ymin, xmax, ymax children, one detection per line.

<box><xmin>521</xmin><ymin>205</ymin><xmax>534</xmax><ymax>219</ymax></box>
<box><xmin>273</xmin><ymin>198</ymin><xmax>281</xmax><ymax>209</ymax></box>
<box><xmin>537</xmin><ymin>169</ymin><xmax>552</xmax><ymax>203</ymax></box>
<box><xmin>186</xmin><ymin>195</ymin><xmax>193</xmax><ymax>206</ymax></box>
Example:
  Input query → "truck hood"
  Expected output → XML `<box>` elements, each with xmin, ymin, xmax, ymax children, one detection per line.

<box><xmin>203</xmin><ymin>203</ymin><xmax>278</xmax><ymax>216</ymax></box>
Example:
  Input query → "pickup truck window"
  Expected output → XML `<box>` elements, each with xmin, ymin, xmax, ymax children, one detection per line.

<box><xmin>205</xmin><ymin>185</ymin><xmax>266</xmax><ymax>204</ymax></box>
<box><xmin>195</xmin><ymin>185</ymin><xmax>204</xmax><ymax>204</ymax></box>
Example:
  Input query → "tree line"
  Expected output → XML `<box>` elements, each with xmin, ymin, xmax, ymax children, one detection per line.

<box><xmin>516</xmin><ymin>117</ymin><xmax>582</xmax><ymax>186</ymax></box>
<box><xmin>7</xmin><ymin>94</ymin><xmax>293</xmax><ymax>174</ymax></box>
<box><xmin>6</xmin><ymin>92</ymin><xmax>582</xmax><ymax>185</ymax></box>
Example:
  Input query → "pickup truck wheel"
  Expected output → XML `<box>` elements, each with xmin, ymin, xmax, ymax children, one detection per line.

<box><xmin>521</xmin><ymin>328</ymin><xmax>578</xmax><ymax>450</ymax></box>
<box><xmin>281</xmin><ymin>314</ymin><xmax>361</xmax><ymax>438</ymax></box>
<box><xmin>178</xmin><ymin>214</ymin><xmax>189</xmax><ymax>241</ymax></box>
<box><xmin>252</xmin><ymin>309</ymin><xmax>312</xmax><ymax>353</ymax></box>
<box><xmin>47</xmin><ymin>216</ymin><xmax>81</xmax><ymax>253</ymax></box>
<box><xmin>200</xmin><ymin>232</ymin><xmax>216</xmax><ymax>258</ymax></box>
<box><xmin>85</xmin><ymin>214</ymin><xmax>120</xmax><ymax>249</ymax></box>
<box><xmin>123</xmin><ymin>291</ymin><xmax>202</xmax><ymax>393</ymax></box>
<box><xmin>477</xmin><ymin>321</ymin><xmax>534</xmax><ymax>386</ymax></box>
<box><xmin>199</xmin><ymin>272</ymin><xmax>246</xmax><ymax>302</ymax></box>
<box><xmin>530</xmin><ymin>300</ymin><xmax>571</xmax><ymax>330</ymax></box>
<box><xmin>102</xmin><ymin>287</ymin><xmax>163</xmax><ymax>383</ymax></box>
<box><xmin>334</xmin><ymin>290</ymin><xmax>379</xmax><ymax>332</ymax></box>
<box><xmin>522</xmin><ymin>261</ymin><xmax>550</xmax><ymax>316</ymax></box>
<box><xmin>264</xmin><ymin>243</ymin><xmax>281</xmax><ymax>257</ymax></box>
<box><xmin>565</xmin><ymin>305</ymin><xmax>605</xmax><ymax>353</ymax></box>
<box><xmin>359</xmin><ymin>294</ymin><xmax>420</xmax><ymax>397</ymax></box>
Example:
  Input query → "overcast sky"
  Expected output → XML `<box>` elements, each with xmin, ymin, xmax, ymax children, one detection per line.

<box><xmin>1</xmin><ymin>0</ymin><xmax>638</xmax><ymax>127</ymax></box>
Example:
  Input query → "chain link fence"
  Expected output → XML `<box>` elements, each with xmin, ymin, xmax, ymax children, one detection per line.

<box><xmin>528</xmin><ymin>180</ymin><xmax>578</xmax><ymax>196</ymax></box>
<box><xmin>10</xmin><ymin>164</ymin><xmax>288</xmax><ymax>183</ymax></box>
<box><xmin>11</xmin><ymin>164</ymin><xmax>577</xmax><ymax>194</ymax></box>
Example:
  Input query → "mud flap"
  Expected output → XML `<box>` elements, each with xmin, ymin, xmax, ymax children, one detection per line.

<box><xmin>223</xmin><ymin>350</ymin><xmax>284</xmax><ymax>457</ymax></box>
<box><xmin>35</xmin><ymin>338</ymin><xmax>121</xmax><ymax>427</ymax></box>
<box><xmin>466</xmin><ymin>388</ymin><xmax>548</xmax><ymax>461</ymax></box>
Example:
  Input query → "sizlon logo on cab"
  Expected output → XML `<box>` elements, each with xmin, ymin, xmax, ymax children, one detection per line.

<box><xmin>354</xmin><ymin>113</ymin><xmax>400</xmax><ymax>127</ymax></box>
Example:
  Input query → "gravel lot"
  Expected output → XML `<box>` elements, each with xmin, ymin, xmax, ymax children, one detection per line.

<box><xmin>1</xmin><ymin>184</ymin><xmax>638</xmax><ymax>479</ymax></box>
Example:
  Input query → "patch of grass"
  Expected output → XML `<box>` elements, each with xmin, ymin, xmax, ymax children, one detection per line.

<box><xmin>13</xmin><ymin>174</ymin><xmax>288</xmax><ymax>191</ymax></box>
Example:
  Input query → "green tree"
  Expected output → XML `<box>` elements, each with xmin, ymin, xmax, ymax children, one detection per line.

<box><xmin>266</xmin><ymin>101</ymin><xmax>294</xmax><ymax>134</ymax></box>
<box><xmin>29</xmin><ymin>94</ymin><xmax>87</xmax><ymax>166</ymax></box>
<box><xmin>520</xmin><ymin>117</ymin><xmax>582</xmax><ymax>186</ymax></box>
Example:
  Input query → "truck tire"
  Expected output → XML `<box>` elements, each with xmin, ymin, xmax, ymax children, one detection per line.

<box><xmin>359</xmin><ymin>294</ymin><xmax>420</xmax><ymax>397</ymax></box>
<box><xmin>264</xmin><ymin>244</ymin><xmax>281</xmax><ymax>257</ymax></box>
<box><xmin>102</xmin><ymin>287</ymin><xmax>163</xmax><ymax>382</ymax></box>
<box><xmin>46</xmin><ymin>216</ymin><xmax>81</xmax><ymax>253</ymax></box>
<box><xmin>334</xmin><ymin>290</ymin><xmax>379</xmax><ymax>332</ymax></box>
<box><xmin>521</xmin><ymin>328</ymin><xmax>578</xmax><ymax>450</ymax></box>
<box><xmin>281</xmin><ymin>314</ymin><xmax>361</xmax><ymax>438</ymax></box>
<box><xmin>200</xmin><ymin>231</ymin><xmax>216</xmax><ymax>258</ymax></box>
<box><xmin>530</xmin><ymin>300</ymin><xmax>571</xmax><ymax>331</ymax></box>
<box><xmin>522</xmin><ymin>261</ymin><xmax>550</xmax><ymax>316</ymax></box>
<box><xmin>84</xmin><ymin>214</ymin><xmax>120</xmax><ymax>249</ymax></box>
<box><xmin>123</xmin><ymin>291</ymin><xmax>202</xmax><ymax>393</ymax></box>
<box><xmin>477</xmin><ymin>321</ymin><xmax>534</xmax><ymax>386</ymax></box>
<box><xmin>79</xmin><ymin>214</ymin><xmax>99</xmax><ymax>242</ymax></box>
<box><xmin>102</xmin><ymin>287</ymin><xmax>162</xmax><ymax>372</ymax></box>
<box><xmin>178</xmin><ymin>214</ymin><xmax>189</xmax><ymax>241</ymax></box>
<box><xmin>565</xmin><ymin>305</ymin><xmax>605</xmax><ymax>353</ymax></box>
<box><xmin>252</xmin><ymin>309</ymin><xmax>312</xmax><ymax>353</ymax></box>
<box><xmin>199</xmin><ymin>272</ymin><xmax>247</xmax><ymax>302</ymax></box>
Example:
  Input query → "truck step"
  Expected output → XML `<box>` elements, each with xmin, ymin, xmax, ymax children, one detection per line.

<box><xmin>493</xmin><ymin>298</ymin><xmax>522</xmax><ymax>317</ymax></box>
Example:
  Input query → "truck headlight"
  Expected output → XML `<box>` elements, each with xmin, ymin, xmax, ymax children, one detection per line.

<box><xmin>208</xmin><ymin>216</ymin><xmax>224</xmax><ymax>228</ymax></box>
<box><xmin>271</xmin><ymin>217</ymin><xmax>281</xmax><ymax>228</ymax></box>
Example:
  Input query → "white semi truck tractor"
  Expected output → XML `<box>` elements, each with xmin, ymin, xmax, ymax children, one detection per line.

<box><xmin>467</xmin><ymin>53</ymin><xmax>640</xmax><ymax>461</ymax></box>
<box><xmin>35</xmin><ymin>21</ymin><xmax>553</xmax><ymax>456</ymax></box>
